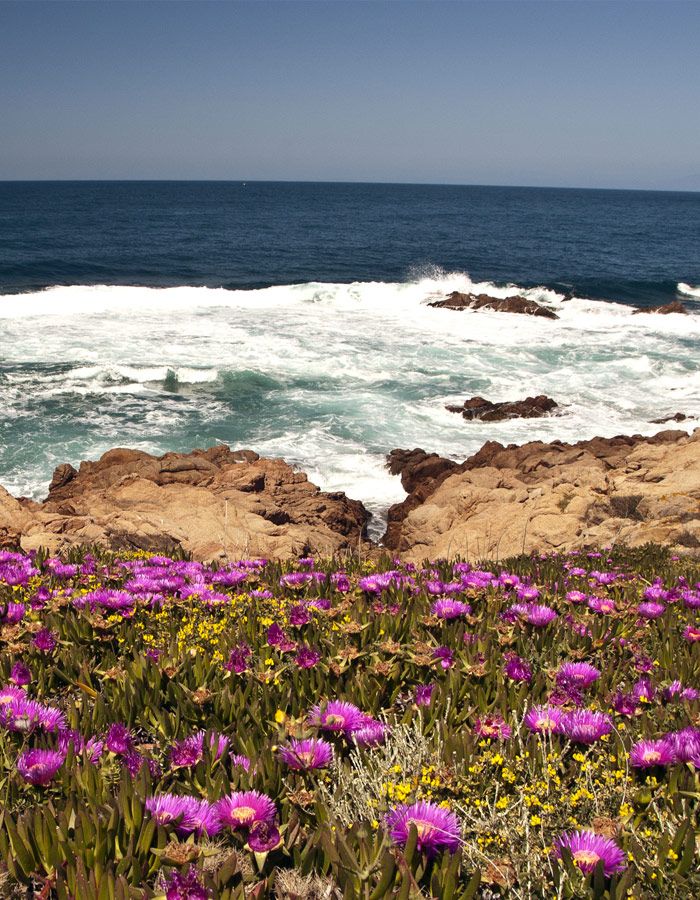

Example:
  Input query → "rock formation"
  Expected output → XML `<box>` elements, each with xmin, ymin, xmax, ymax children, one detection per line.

<box><xmin>446</xmin><ymin>395</ymin><xmax>558</xmax><ymax>422</ymax></box>
<box><xmin>633</xmin><ymin>300</ymin><xmax>687</xmax><ymax>315</ymax></box>
<box><xmin>383</xmin><ymin>429</ymin><xmax>700</xmax><ymax>560</ymax></box>
<box><xmin>428</xmin><ymin>291</ymin><xmax>558</xmax><ymax>319</ymax></box>
<box><xmin>0</xmin><ymin>447</ymin><xmax>370</xmax><ymax>562</ymax></box>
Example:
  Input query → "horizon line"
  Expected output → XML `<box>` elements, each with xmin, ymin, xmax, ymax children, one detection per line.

<box><xmin>0</xmin><ymin>178</ymin><xmax>698</xmax><ymax>195</ymax></box>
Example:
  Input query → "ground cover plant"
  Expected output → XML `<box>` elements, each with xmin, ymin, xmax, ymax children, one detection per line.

<box><xmin>0</xmin><ymin>544</ymin><xmax>698</xmax><ymax>899</ymax></box>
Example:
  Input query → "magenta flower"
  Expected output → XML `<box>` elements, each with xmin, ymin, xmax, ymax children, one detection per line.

<box><xmin>553</xmin><ymin>830</ymin><xmax>626</xmax><ymax>876</ymax></box>
<box><xmin>385</xmin><ymin>800</ymin><xmax>461</xmax><ymax>858</ymax></box>
<box><xmin>353</xmin><ymin>719</ymin><xmax>389</xmax><ymax>748</ymax></box>
<box><xmin>289</xmin><ymin>604</ymin><xmax>311</xmax><ymax>627</ymax></box>
<box><xmin>105</xmin><ymin>723</ymin><xmax>134</xmax><ymax>755</ymax></box>
<box><xmin>432</xmin><ymin>646</ymin><xmax>454</xmax><ymax>669</ymax></box>
<box><xmin>1</xmin><ymin>697</ymin><xmax>66</xmax><ymax>733</ymax></box>
<box><xmin>294</xmin><ymin>645</ymin><xmax>321</xmax><ymax>669</ymax></box>
<box><xmin>247</xmin><ymin>820</ymin><xmax>282</xmax><ymax>852</ymax></box>
<box><xmin>146</xmin><ymin>793</ymin><xmax>190</xmax><ymax>827</ymax></box>
<box><xmin>224</xmin><ymin>642</ymin><xmax>252</xmax><ymax>673</ymax></box>
<box><xmin>216</xmin><ymin>790</ymin><xmax>277</xmax><ymax>830</ymax></box>
<box><xmin>431</xmin><ymin>599</ymin><xmax>471</xmax><ymax>620</ymax></box>
<box><xmin>665</xmin><ymin>727</ymin><xmax>700</xmax><ymax>763</ymax></box>
<box><xmin>637</xmin><ymin>601</ymin><xmax>666</xmax><ymax>619</ymax></box>
<box><xmin>278</xmin><ymin>738</ymin><xmax>333</xmax><ymax>771</ymax></box>
<box><xmin>415</xmin><ymin>684</ymin><xmax>435</xmax><ymax>707</ymax></box>
<box><xmin>176</xmin><ymin>798</ymin><xmax>222</xmax><ymax>838</ymax></box>
<box><xmin>683</xmin><ymin>624</ymin><xmax>700</xmax><ymax>643</ymax></box>
<box><xmin>164</xmin><ymin>866</ymin><xmax>210</xmax><ymax>900</ymax></box>
<box><xmin>33</xmin><ymin>628</ymin><xmax>57</xmax><ymax>653</ymax></box>
<box><xmin>474</xmin><ymin>714</ymin><xmax>512</xmax><ymax>741</ymax></box>
<box><xmin>9</xmin><ymin>662</ymin><xmax>31</xmax><ymax>687</ymax></box>
<box><xmin>504</xmin><ymin>654</ymin><xmax>532</xmax><ymax>683</ymax></box>
<box><xmin>560</xmin><ymin>710</ymin><xmax>613</xmax><ymax>744</ymax></box>
<box><xmin>566</xmin><ymin>590</ymin><xmax>588</xmax><ymax>604</ymax></box>
<box><xmin>556</xmin><ymin>662</ymin><xmax>600</xmax><ymax>690</ymax></box>
<box><xmin>629</xmin><ymin>739</ymin><xmax>675</xmax><ymax>769</ymax></box>
<box><xmin>524</xmin><ymin>705</ymin><xmax>564</xmax><ymax>735</ymax></box>
<box><xmin>308</xmin><ymin>700</ymin><xmax>365</xmax><ymax>736</ymax></box>
<box><xmin>16</xmin><ymin>748</ymin><xmax>65</xmax><ymax>785</ymax></box>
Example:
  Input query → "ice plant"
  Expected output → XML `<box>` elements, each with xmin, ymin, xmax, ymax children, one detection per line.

<box><xmin>16</xmin><ymin>748</ymin><xmax>65</xmax><ymax>786</ymax></box>
<box><xmin>629</xmin><ymin>739</ymin><xmax>675</xmax><ymax>769</ymax></box>
<box><xmin>556</xmin><ymin>662</ymin><xmax>600</xmax><ymax>690</ymax></box>
<box><xmin>560</xmin><ymin>709</ymin><xmax>613</xmax><ymax>744</ymax></box>
<box><xmin>385</xmin><ymin>800</ymin><xmax>461</xmax><ymax>857</ymax></box>
<box><xmin>431</xmin><ymin>599</ymin><xmax>471</xmax><ymax>620</ymax></box>
<box><xmin>475</xmin><ymin>714</ymin><xmax>512</xmax><ymax>741</ymax></box>
<box><xmin>216</xmin><ymin>790</ymin><xmax>277</xmax><ymax>831</ymax></box>
<box><xmin>278</xmin><ymin>738</ymin><xmax>333</xmax><ymax>771</ymax></box>
<box><xmin>164</xmin><ymin>866</ymin><xmax>210</xmax><ymax>900</ymax></box>
<box><xmin>553</xmin><ymin>830</ymin><xmax>626</xmax><ymax>876</ymax></box>
<box><xmin>308</xmin><ymin>700</ymin><xmax>365</xmax><ymax>736</ymax></box>
<box><xmin>524</xmin><ymin>705</ymin><xmax>564</xmax><ymax>735</ymax></box>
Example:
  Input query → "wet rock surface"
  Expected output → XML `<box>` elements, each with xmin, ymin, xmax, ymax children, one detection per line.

<box><xmin>428</xmin><ymin>291</ymin><xmax>559</xmax><ymax>319</ymax></box>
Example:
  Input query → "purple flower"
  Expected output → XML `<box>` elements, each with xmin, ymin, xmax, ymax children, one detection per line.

<box><xmin>308</xmin><ymin>700</ymin><xmax>365</xmax><ymax>736</ymax></box>
<box><xmin>587</xmin><ymin>597</ymin><xmax>616</xmax><ymax>615</ymax></box>
<box><xmin>560</xmin><ymin>710</ymin><xmax>613</xmax><ymax>745</ymax></box>
<box><xmin>33</xmin><ymin>628</ymin><xmax>57</xmax><ymax>653</ymax></box>
<box><xmin>289</xmin><ymin>604</ymin><xmax>311</xmax><ymax>627</ymax></box>
<box><xmin>385</xmin><ymin>800</ymin><xmax>461</xmax><ymax>858</ymax></box>
<box><xmin>556</xmin><ymin>662</ymin><xmax>600</xmax><ymax>690</ymax></box>
<box><xmin>146</xmin><ymin>793</ymin><xmax>190</xmax><ymax>827</ymax></box>
<box><xmin>414</xmin><ymin>684</ymin><xmax>435</xmax><ymax>707</ymax></box>
<box><xmin>9</xmin><ymin>662</ymin><xmax>31</xmax><ymax>687</ymax></box>
<box><xmin>683</xmin><ymin>624</ymin><xmax>700</xmax><ymax>643</ymax></box>
<box><xmin>0</xmin><ymin>697</ymin><xmax>66</xmax><ymax>734</ymax></box>
<box><xmin>553</xmin><ymin>830</ymin><xmax>626</xmax><ymax>876</ymax></box>
<box><xmin>353</xmin><ymin>719</ymin><xmax>389</xmax><ymax>748</ymax></box>
<box><xmin>566</xmin><ymin>590</ymin><xmax>588</xmax><ymax>604</ymax></box>
<box><xmin>432</xmin><ymin>646</ymin><xmax>454</xmax><ymax>669</ymax></box>
<box><xmin>247</xmin><ymin>820</ymin><xmax>282</xmax><ymax>852</ymax></box>
<box><xmin>524</xmin><ymin>705</ymin><xmax>564</xmax><ymax>735</ymax></box>
<box><xmin>474</xmin><ymin>715</ymin><xmax>512</xmax><ymax>741</ymax></box>
<box><xmin>225</xmin><ymin>642</ymin><xmax>252</xmax><ymax>674</ymax></box>
<box><xmin>629</xmin><ymin>739</ymin><xmax>675</xmax><ymax>769</ymax></box>
<box><xmin>294</xmin><ymin>645</ymin><xmax>321</xmax><ymax>669</ymax></box>
<box><xmin>504</xmin><ymin>654</ymin><xmax>532</xmax><ymax>683</ymax></box>
<box><xmin>105</xmin><ymin>723</ymin><xmax>134</xmax><ymax>756</ymax></box>
<box><xmin>431</xmin><ymin>599</ymin><xmax>471</xmax><ymax>620</ymax></box>
<box><xmin>216</xmin><ymin>790</ymin><xmax>277</xmax><ymax>830</ymax></box>
<box><xmin>278</xmin><ymin>737</ymin><xmax>334</xmax><ymax>771</ymax></box>
<box><xmin>665</xmin><ymin>727</ymin><xmax>700</xmax><ymax>763</ymax></box>
<box><xmin>176</xmin><ymin>798</ymin><xmax>222</xmax><ymax>838</ymax></box>
<box><xmin>16</xmin><ymin>748</ymin><xmax>65</xmax><ymax>785</ymax></box>
<box><xmin>164</xmin><ymin>866</ymin><xmax>210</xmax><ymax>900</ymax></box>
<box><xmin>637</xmin><ymin>601</ymin><xmax>666</xmax><ymax>620</ymax></box>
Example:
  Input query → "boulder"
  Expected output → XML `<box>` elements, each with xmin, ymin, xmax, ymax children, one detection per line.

<box><xmin>4</xmin><ymin>446</ymin><xmax>371</xmax><ymax>562</ymax></box>
<box><xmin>428</xmin><ymin>291</ymin><xmax>558</xmax><ymax>319</ymax></box>
<box><xmin>633</xmin><ymin>300</ymin><xmax>687</xmax><ymax>315</ymax></box>
<box><xmin>446</xmin><ymin>395</ymin><xmax>558</xmax><ymax>422</ymax></box>
<box><xmin>649</xmin><ymin>412</ymin><xmax>692</xmax><ymax>424</ymax></box>
<box><xmin>383</xmin><ymin>429</ymin><xmax>700</xmax><ymax>560</ymax></box>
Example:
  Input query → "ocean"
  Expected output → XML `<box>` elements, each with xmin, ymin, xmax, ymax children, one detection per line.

<box><xmin>0</xmin><ymin>181</ymin><xmax>698</xmax><ymax>534</ymax></box>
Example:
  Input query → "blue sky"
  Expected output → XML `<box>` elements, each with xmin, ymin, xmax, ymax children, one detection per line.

<box><xmin>1</xmin><ymin>0</ymin><xmax>698</xmax><ymax>189</ymax></box>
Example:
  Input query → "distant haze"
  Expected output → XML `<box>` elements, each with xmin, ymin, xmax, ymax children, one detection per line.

<box><xmin>1</xmin><ymin>0</ymin><xmax>699</xmax><ymax>190</ymax></box>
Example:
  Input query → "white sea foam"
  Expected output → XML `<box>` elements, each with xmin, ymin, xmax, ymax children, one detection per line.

<box><xmin>0</xmin><ymin>274</ymin><xmax>698</xmax><ymax>525</ymax></box>
<box><xmin>678</xmin><ymin>282</ymin><xmax>700</xmax><ymax>299</ymax></box>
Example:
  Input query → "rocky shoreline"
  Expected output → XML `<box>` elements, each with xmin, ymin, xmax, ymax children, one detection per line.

<box><xmin>0</xmin><ymin>428</ymin><xmax>698</xmax><ymax>561</ymax></box>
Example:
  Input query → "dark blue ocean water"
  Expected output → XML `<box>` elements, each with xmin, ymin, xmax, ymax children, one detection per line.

<box><xmin>0</xmin><ymin>181</ymin><xmax>698</xmax><ymax>527</ymax></box>
<box><xmin>1</xmin><ymin>181</ymin><xmax>698</xmax><ymax>305</ymax></box>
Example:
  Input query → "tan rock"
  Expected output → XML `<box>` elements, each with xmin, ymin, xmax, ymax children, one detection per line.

<box><xmin>3</xmin><ymin>446</ymin><xmax>370</xmax><ymax>562</ymax></box>
<box><xmin>384</xmin><ymin>429</ymin><xmax>700</xmax><ymax>560</ymax></box>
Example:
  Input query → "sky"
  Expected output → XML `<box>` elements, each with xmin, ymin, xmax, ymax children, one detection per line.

<box><xmin>0</xmin><ymin>0</ymin><xmax>699</xmax><ymax>190</ymax></box>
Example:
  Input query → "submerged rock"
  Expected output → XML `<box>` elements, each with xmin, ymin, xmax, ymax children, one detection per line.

<box><xmin>650</xmin><ymin>412</ymin><xmax>692</xmax><ymax>424</ymax></box>
<box><xmin>446</xmin><ymin>395</ymin><xmax>558</xmax><ymax>422</ymax></box>
<box><xmin>383</xmin><ymin>429</ymin><xmax>700</xmax><ymax>560</ymax></box>
<box><xmin>0</xmin><ymin>446</ymin><xmax>371</xmax><ymax>562</ymax></box>
<box><xmin>428</xmin><ymin>291</ymin><xmax>558</xmax><ymax>319</ymax></box>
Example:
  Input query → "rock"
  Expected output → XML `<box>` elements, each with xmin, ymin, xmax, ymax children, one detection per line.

<box><xmin>633</xmin><ymin>300</ymin><xmax>687</xmax><ymax>315</ymax></box>
<box><xmin>649</xmin><ymin>412</ymin><xmax>691</xmax><ymax>424</ymax></box>
<box><xmin>383</xmin><ymin>429</ymin><xmax>700</xmax><ymax>560</ymax></box>
<box><xmin>2</xmin><ymin>446</ymin><xmax>371</xmax><ymax>562</ymax></box>
<box><xmin>446</xmin><ymin>395</ymin><xmax>558</xmax><ymax>422</ymax></box>
<box><xmin>428</xmin><ymin>291</ymin><xmax>558</xmax><ymax>319</ymax></box>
